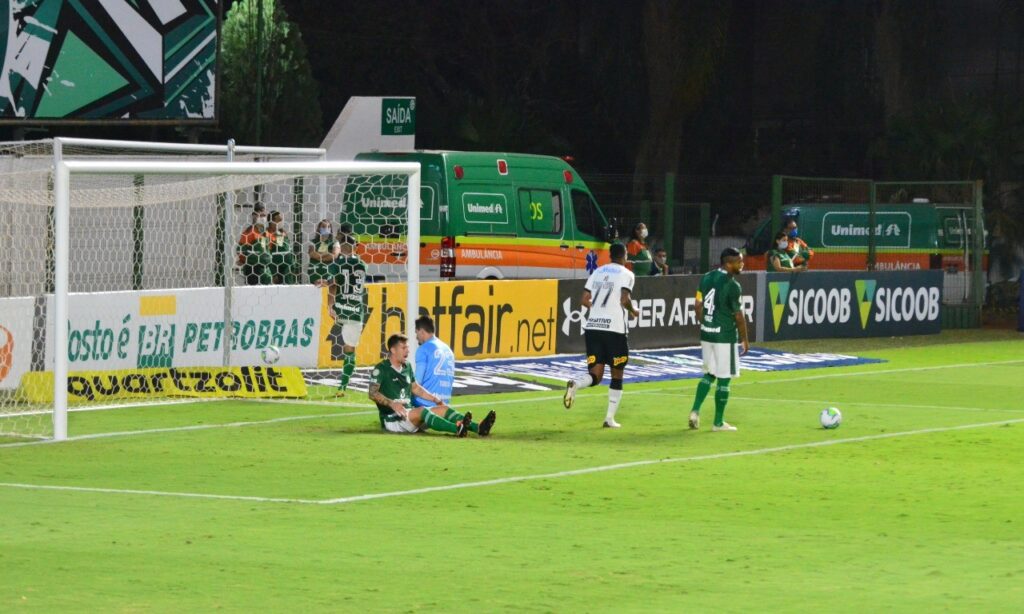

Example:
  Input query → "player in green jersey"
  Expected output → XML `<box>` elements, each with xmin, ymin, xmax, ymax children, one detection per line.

<box><xmin>327</xmin><ymin>227</ymin><xmax>368</xmax><ymax>396</ymax></box>
<box><xmin>689</xmin><ymin>247</ymin><xmax>750</xmax><ymax>432</ymax></box>
<box><xmin>368</xmin><ymin>334</ymin><xmax>495</xmax><ymax>436</ymax></box>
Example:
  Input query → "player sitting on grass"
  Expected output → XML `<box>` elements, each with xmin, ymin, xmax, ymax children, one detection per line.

<box><xmin>413</xmin><ymin>315</ymin><xmax>496</xmax><ymax>434</ymax></box>
<box><xmin>689</xmin><ymin>247</ymin><xmax>750</xmax><ymax>432</ymax></box>
<box><xmin>368</xmin><ymin>334</ymin><xmax>495</xmax><ymax>437</ymax></box>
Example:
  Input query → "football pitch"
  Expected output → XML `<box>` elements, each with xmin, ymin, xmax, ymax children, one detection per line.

<box><xmin>2</xmin><ymin>332</ymin><xmax>1022</xmax><ymax>611</ymax></box>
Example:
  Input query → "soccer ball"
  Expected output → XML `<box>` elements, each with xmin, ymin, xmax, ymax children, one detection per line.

<box><xmin>820</xmin><ymin>407</ymin><xmax>842</xmax><ymax>429</ymax></box>
<box><xmin>260</xmin><ymin>345</ymin><xmax>281</xmax><ymax>365</ymax></box>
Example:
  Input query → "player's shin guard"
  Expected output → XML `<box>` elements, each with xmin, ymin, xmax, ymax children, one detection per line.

<box><xmin>338</xmin><ymin>351</ymin><xmax>356</xmax><ymax>391</ymax></box>
<box><xmin>421</xmin><ymin>410</ymin><xmax>460</xmax><ymax>434</ymax></box>
<box><xmin>607</xmin><ymin>379</ymin><xmax>623</xmax><ymax>422</ymax></box>
<box><xmin>713</xmin><ymin>378</ymin><xmax>731</xmax><ymax>426</ymax></box>
<box><xmin>443</xmin><ymin>407</ymin><xmax>479</xmax><ymax>433</ymax></box>
<box><xmin>692</xmin><ymin>374</ymin><xmax>715</xmax><ymax>412</ymax></box>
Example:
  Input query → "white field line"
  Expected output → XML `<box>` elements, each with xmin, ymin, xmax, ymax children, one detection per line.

<box><xmin>632</xmin><ymin>391</ymin><xmax>1024</xmax><ymax>414</ymax></box>
<box><xmin>730</xmin><ymin>396</ymin><xmax>1024</xmax><ymax>413</ymax></box>
<box><xmin>0</xmin><ymin>411</ymin><xmax>374</xmax><ymax>449</ymax></box>
<box><xmin>0</xmin><ymin>392</ymin><xmax>575</xmax><ymax>450</ymax></box>
<box><xmin>285</xmin><ymin>358</ymin><xmax>1024</xmax><ymax>409</ymax></box>
<box><xmin>732</xmin><ymin>358</ymin><xmax>1024</xmax><ymax>386</ymax></box>
<box><xmin>1</xmin><ymin>417</ymin><xmax>1020</xmax><ymax>506</ymax></box>
<box><xmin>3</xmin><ymin>398</ymin><xmax>223</xmax><ymax>418</ymax></box>
<box><xmin>0</xmin><ymin>482</ymin><xmax>317</xmax><ymax>504</ymax></box>
<box><xmin>3</xmin><ymin>358</ymin><xmax>1020</xmax><ymax>449</ymax></box>
<box><xmin>0</xmin><ymin>431</ymin><xmax>47</xmax><ymax>440</ymax></box>
<box><xmin>252</xmin><ymin>393</ymin><xmax>573</xmax><ymax>410</ymax></box>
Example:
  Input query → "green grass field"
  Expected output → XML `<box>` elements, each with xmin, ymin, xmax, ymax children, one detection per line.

<box><xmin>2</xmin><ymin>332</ymin><xmax>1022</xmax><ymax>611</ymax></box>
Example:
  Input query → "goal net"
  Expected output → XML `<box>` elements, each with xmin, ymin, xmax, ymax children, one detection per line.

<box><xmin>0</xmin><ymin>148</ymin><xmax>420</xmax><ymax>442</ymax></box>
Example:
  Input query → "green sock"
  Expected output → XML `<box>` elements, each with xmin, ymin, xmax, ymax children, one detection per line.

<box><xmin>443</xmin><ymin>408</ymin><xmax>478</xmax><ymax>433</ymax></box>
<box><xmin>714</xmin><ymin>379</ymin><xmax>731</xmax><ymax>426</ymax></box>
<box><xmin>692</xmin><ymin>374</ymin><xmax>715</xmax><ymax>412</ymax></box>
<box><xmin>338</xmin><ymin>351</ymin><xmax>356</xmax><ymax>391</ymax></box>
<box><xmin>421</xmin><ymin>410</ymin><xmax>459</xmax><ymax>434</ymax></box>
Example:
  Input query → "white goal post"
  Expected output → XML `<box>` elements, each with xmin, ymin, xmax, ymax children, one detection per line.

<box><xmin>48</xmin><ymin>159</ymin><xmax>422</xmax><ymax>441</ymax></box>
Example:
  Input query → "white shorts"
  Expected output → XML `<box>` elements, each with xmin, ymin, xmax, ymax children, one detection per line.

<box><xmin>701</xmin><ymin>341</ymin><xmax>740</xmax><ymax>379</ymax></box>
<box><xmin>382</xmin><ymin>416</ymin><xmax>420</xmax><ymax>434</ymax></box>
<box><xmin>339</xmin><ymin>320</ymin><xmax>364</xmax><ymax>347</ymax></box>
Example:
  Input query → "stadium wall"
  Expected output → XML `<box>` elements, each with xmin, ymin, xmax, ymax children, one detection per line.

<box><xmin>0</xmin><ymin>286</ymin><xmax>322</xmax><ymax>390</ymax></box>
<box><xmin>1</xmin><ymin>270</ymin><xmax>950</xmax><ymax>397</ymax></box>
<box><xmin>554</xmin><ymin>274</ymin><xmax>761</xmax><ymax>354</ymax></box>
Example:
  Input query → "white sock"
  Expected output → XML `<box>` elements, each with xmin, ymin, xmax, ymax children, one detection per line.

<box><xmin>606</xmin><ymin>388</ymin><xmax>623</xmax><ymax>421</ymax></box>
<box><xmin>573</xmin><ymin>374</ymin><xmax>594</xmax><ymax>389</ymax></box>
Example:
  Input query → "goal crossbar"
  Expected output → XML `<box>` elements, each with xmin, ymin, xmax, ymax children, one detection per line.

<box><xmin>51</xmin><ymin>159</ymin><xmax>422</xmax><ymax>441</ymax></box>
<box><xmin>53</xmin><ymin>137</ymin><xmax>327</xmax><ymax>158</ymax></box>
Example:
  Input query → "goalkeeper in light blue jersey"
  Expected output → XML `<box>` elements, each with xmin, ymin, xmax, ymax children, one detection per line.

<box><xmin>413</xmin><ymin>315</ymin><xmax>496</xmax><ymax>433</ymax></box>
<box><xmin>413</xmin><ymin>315</ymin><xmax>456</xmax><ymax>407</ymax></box>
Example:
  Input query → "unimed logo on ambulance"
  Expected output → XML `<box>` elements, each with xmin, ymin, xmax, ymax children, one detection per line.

<box><xmin>769</xmin><ymin>278</ymin><xmax>940</xmax><ymax>333</ymax></box>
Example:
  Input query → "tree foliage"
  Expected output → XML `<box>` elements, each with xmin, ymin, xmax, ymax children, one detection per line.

<box><xmin>221</xmin><ymin>0</ymin><xmax>322</xmax><ymax>146</ymax></box>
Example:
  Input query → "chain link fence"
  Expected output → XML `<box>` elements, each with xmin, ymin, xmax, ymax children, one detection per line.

<box><xmin>580</xmin><ymin>172</ymin><xmax>769</xmax><ymax>273</ymax></box>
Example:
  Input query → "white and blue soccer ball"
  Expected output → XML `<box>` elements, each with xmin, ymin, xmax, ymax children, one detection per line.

<box><xmin>820</xmin><ymin>407</ymin><xmax>842</xmax><ymax>429</ymax></box>
<box><xmin>260</xmin><ymin>345</ymin><xmax>281</xmax><ymax>365</ymax></box>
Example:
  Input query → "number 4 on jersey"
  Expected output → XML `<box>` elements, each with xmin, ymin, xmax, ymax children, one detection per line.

<box><xmin>702</xmin><ymin>288</ymin><xmax>716</xmax><ymax>317</ymax></box>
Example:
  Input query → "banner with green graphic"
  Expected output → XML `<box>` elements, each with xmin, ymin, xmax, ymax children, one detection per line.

<box><xmin>763</xmin><ymin>271</ymin><xmax>942</xmax><ymax>340</ymax></box>
<box><xmin>0</xmin><ymin>0</ymin><xmax>219</xmax><ymax>122</ymax></box>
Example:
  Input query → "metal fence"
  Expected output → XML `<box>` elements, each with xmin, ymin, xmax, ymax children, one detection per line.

<box><xmin>769</xmin><ymin>175</ymin><xmax>984</xmax><ymax>323</ymax></box>
<box><xmin>580</xmin><ymin>172</ymin><xmax>769</xmax><ymax>272</ymax></box>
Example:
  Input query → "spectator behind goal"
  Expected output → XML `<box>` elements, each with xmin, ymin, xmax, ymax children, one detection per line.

<box><xmin>238</xmin><ymin>203</ymin><xmax>272</xmax><ymax>285</ymax></box>
<box><xmin>308</xmin><ymin>219</ymin><xmax>340</xmax><ymax>286</ymax></box>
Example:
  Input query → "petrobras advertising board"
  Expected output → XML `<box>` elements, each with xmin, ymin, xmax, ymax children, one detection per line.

<box><xmin>0</xmin><ymin>297</ymin><xmax>36</xmax><ymax>390</ymax></box>
<box><xmin>763</xmin><ymin>271</ymin><xmax>943</xmax><ymax>340</ymax></box>
<box><xmin>555</xmin><ymin>274</ymin><xmax>760</xmax><ymax>353</ymax></box>
<box><xmin>43</xmin><ymin>286</ymin><xmax>322</xmax><ymax>370</ymax></box>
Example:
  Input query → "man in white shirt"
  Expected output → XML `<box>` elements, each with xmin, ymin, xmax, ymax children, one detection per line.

<box><xmin>563</xmin><ymin>242</ymin><xmax>640</xmax><ymax>428</ymax></box>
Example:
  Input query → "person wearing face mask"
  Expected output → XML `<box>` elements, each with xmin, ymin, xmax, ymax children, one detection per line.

<box><xmin>767</xmin><ymin>230</ymin><xmax>805</xmax><ymax>272</ymax></box>
<box><xmin>238</xmin><ymin>203</ymin><xmax>267</xmax><ymax>255</ymax></box>
<box><xmin>308</xmin><ymin>219</ymin><xmax>339</xmax><ymax>286</ymax></box>
<box><xmin>783</xmin><ymin>218</ymin><xmax>814</xmax><ymax>268</ymax></box>
<box><xmin>267</xmin><ymin>210</ymin><xmax>297</xmax><ymax>284</ymax></box>
<box><xmin>649</xmin><ymin>247</ymin><xmax>670</xmax><ymax>276</ymax></box>
<box><xmin>626</xmin><ymin>222</ymin><xmax>654</xmax><ymax>276</ymax></box>
<box><xmin>238</xmin><ymin>203</ymin><xmax>272</xmax><ymax>285</ymax></box>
